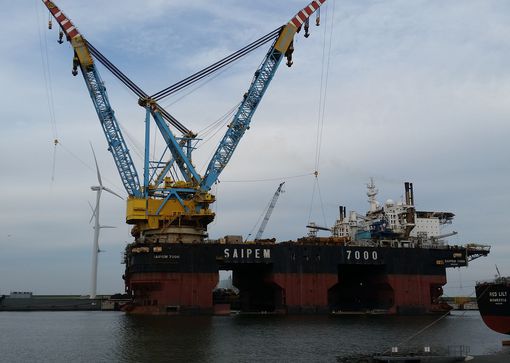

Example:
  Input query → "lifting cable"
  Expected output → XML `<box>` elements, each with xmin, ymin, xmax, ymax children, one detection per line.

<box><xmin>150</xmin><ymin>28</ymin><xmax>281</xmax><ymax>101</ymax></box>
<box><xmin>88</xmin><ymin>26</ymin><xmax>278</xmax><ymax>101</ymax></box>
<box><xmin>221</xmin><ymin>172</ymin><xmax>314</xmax><ymax>183</ymax></box>
<box><xmin>199</xmin><ymin>103</ymin><xmax>240</xmax><ymax>143</ymax></box>
<box><xmin>86</xmin><ymin>41</ymin><xmax>191</xmax><ymax>135</ymax></box>
<box><xmin>57</xmin><ymin>141</ymin><xmax>124</xmax><ymax>195</ymax></box>
<box><xmin>85</xmin><ymin>40</ymin><xmax>147</xmax><ymax>99</ymax></box>
<box><xmin>308</xmin><ymin>0</ymin><xmax>336</xmax><ymax>227</ymax></box>
<box><xmin>246</xmin><ymin>197</ymin><xmax>273</xmax><ymax>242</ymax></box>
<box><xmin>160</xmin><ymin>60</ymin><xmax>238</xmax><ymax>109</ymax></box>
<box><xmin>36</xmin><ymin>2</ymin><xmax>61</xmax><ymax>184</ymax></box>
<box><xmin>196</xmin><ymin>103</ymin><xmax>242</xmax><ymax>174</ymax></box>
<box><xmin>85</xmin><ymin>27</ymin><xmax>279</xmax><ymax>135</ymax></box>
<box><xmin>314</xmin><ymin>0</ymin><xmax>335</xmax><ymax>174</ymax></box>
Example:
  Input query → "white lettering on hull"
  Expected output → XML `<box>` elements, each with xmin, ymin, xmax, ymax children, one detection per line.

<box><xmin>223</xmin><ymin>248</ymin><xmax>271</xmax><ymax>259</ymax></box>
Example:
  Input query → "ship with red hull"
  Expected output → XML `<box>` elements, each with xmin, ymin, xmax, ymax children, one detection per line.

<box><xmin>123</xmin><ymin>181</ymin><xmax>490</xmax><ymax>315</ymax></box>
<box><xmin>476</xmin><ymin>277</ymin><xmax>510</xmax><ymax>335</ymax></box>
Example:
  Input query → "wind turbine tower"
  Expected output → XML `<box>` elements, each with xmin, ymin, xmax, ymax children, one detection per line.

<box><xmin>89</xmin><ymin>145</ymin><xmax>123</xmax><ymax>299</ymax></box>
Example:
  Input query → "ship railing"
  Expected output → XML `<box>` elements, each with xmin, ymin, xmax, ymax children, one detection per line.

<box><xmin>465</xmin><ymin>244</ymin><xmax>491</xmax><ymax>261</ymax></box>
<box><xmin>374</xmin><ymin>240</ymin><xmax>451</xmax><ymax>250</ymax></box>
<box><xmin>465</xmin><ymin>243</ymin><xmax>491</xmax><ymax>252</ymax></box>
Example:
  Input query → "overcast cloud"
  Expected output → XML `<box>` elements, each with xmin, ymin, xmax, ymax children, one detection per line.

<box><xmin>0</xmin><ymin>0</ymin><xmax>509</xmax><ymax>296</ymax></box>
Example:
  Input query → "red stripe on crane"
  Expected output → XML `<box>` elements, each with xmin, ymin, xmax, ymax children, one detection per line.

<box><xmin>42</xmin><ymin>0</ymin><xmax>81</xmax><ymax>39</ymax></box>
<box><xmin>291</xmin><ymin>18</ymin><xmax>301</xmax><ymax>28</ymax></box>
<box><xmin>304</xmin><ymin>6</ymin><xmax>314</xmax><ymax>16</ymax></box>
<box><xmin>67</xmin><ymin>28</ymin><xmax>79</xmax><ymax>39</ymax></box>
<box><xmin>61</xmin><ymin>20</ymin><xmax>78</xmax><ymax>39</ymax></box>
<box><xmin>289</xmin><ymin>0</ymin><xmax>326</xmax><ymax>28</ymax></box>
<box><xmin>298</xmin><ymin>11</ymin><xmax>307</xmax><ymax>23</ymax></box>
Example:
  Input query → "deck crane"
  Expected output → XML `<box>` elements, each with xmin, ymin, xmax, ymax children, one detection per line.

<box><xmin>255</xmin><ymin>182</ymin><xmax>285</xmax><ymax>240</ymax></box>
<box><xmin>42</xmin><ymin>0</ymin><xmax>326</xmax><ymax>243</ymax></box>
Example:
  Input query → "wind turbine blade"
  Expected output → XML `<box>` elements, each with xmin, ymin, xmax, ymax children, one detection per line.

<box><xmin>102</xmin><ymin>186</ymin><xmax>124</xmax><ymax>200</ymax></box>
<box><xmin>100</xmin><ymin>225</ymin><xmax>116</xmax><ymax>229</ymax></box>
<box><xmin>88</xmin><ymin>201</ymin><xmax>97</xmax><ymax>224</ymax></box>
<box><xmin>90</xmin><ymin>142</ymin><xmax>103</xmax><ymax>187</ymax></box>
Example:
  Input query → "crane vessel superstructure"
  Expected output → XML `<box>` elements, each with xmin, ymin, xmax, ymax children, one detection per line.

<box><xmin>42</xmin><ymin>0</ymin><xmax>326</xmax><ymax>245</ymax></box>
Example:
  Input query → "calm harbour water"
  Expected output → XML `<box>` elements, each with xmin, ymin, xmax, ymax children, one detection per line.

<box><xmin>0</xmin><ymin>311</ymin><xmax>507</xmax><ymax>362</ymax></box>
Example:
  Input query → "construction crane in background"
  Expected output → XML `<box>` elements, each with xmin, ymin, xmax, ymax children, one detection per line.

<box><xmin>255</xmin><ymin>182</ymin><xmax>285</xmax><ymax>240</ymax></box>
<box><xmin>42</xmin><ymin>0</ymin><xmax>326</xmax><ymax>244</ymax></box>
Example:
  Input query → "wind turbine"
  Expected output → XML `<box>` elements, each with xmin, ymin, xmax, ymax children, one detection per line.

<box><xmin>89</xmin><ymin>144</ymin><xmax>123</xmax><ymax>299</ymax></box>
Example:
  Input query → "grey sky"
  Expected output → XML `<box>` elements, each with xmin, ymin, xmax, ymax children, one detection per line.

<box><xmin>1</xmin><ymin>0</ymin><xmax>509</xmax><ymax>296</ymax></box>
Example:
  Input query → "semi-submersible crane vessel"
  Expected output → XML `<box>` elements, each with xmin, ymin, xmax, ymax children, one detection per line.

<box><xmin>43</xmin><ymin>0</ymin><xmax>489</xmax><ymax>315</ymax></box>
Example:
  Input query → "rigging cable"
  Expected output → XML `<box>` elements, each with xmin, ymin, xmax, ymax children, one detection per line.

<box><xmin>308</xmin><ymin>0</ymin><xmax>336</xmax><ymax>227</ymax></box>
<box><xmin>56</xmin><ymin>141</ymin><xmax>125</xmax><ymax>196</ymax></box>
<box><xmin>85</xmin><ymin>41</ymin><xmax>147</xmax><ymax>98</ymax></box>
<box><xmin>86</xmin><ymin>29</ymin><xmax>279</xmax><ymax>103</ymax></box>
<box><xmin>161</xmin><ymin>60</ymin><xmax>239</xmax><ymax>110</ymax></box>
<box><xmin>85</xmin><ymin>41</ymin><xmax>191</xmax><ymax>136</ymax></box>
<box><xmin>315</xmin><ymin>0</ymin><xmax>336</xmax><ymax>173</ymax></box>
<box><xmin>199</xmin><ymin>103</ymin><xmax>240</xmax><ymax>143</ymax></box>
<box><xmin>51</xmin><ymin>139</ymin><xmax>58</xmax><ymax>182</ymax></box>
<box><xmin>151</xmin><ymin>28</ymin><xmax>281</xmax><ymax>101</ymax></box>
<box><xmin>222</xmin><ymin>172</ymin><xmax>314</xmax><ymax>183</ymax></box>
<box><xmin>246</xmin><ymin>196</ymin><xmax>273</xmax><ymax>242</ymax></box>
<box><xmin>85</xmin><ymin>28</ymin><xmax>280</xmax><ymax>138</ymax></box>
<box><xmin>116</xmin><ymin>123</ymin><xmax>145</xmax><ymax>161</ymax></box>
<box><xmin>381</xmin><ymin>288</ymin><xmax>479</xmax><ymax>355</ymax></box>
<box><xmin>196</xmin><ymin>104</ymin><xmax>241</xmax><ymax>174</ymax></box>
<box><xmin>35</xmin><ymin>1</ymin><xmax>60</xmax><ymax>182</ymax></box>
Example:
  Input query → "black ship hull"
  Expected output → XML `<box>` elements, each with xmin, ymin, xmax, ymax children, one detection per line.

<box><xmin>123</xmin><ymin>241</ymin><xmax>473</xmax><ymax>315</ymax></box>
<box><xmin>476</xmin><ymin>281</ymin><xmax>510</xmax><ymax>335</ymax></box>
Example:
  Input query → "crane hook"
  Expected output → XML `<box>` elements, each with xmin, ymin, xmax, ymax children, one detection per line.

<box><xmin>304</xmin><ymin>18</ymin><xmax>310</xmax><ymax>38</ymax></box>
<box><xmin>316</xmin><ymin>8</ymin><xmax>321</xmax><ymax>26</ymax></box>
<box><xmin>58</xmin><ymin>30</ymin><xmax>64</xmax><ymax>44</ymax></box>
<box><xmin>285</xmin><ymin>42</ymin><xmax>294</xmax><ymax>67</ymax></box>
<box><xmin>72</xmin><ymin>56</ymin><xmax>79</xmax><ymax>76</ymax></box>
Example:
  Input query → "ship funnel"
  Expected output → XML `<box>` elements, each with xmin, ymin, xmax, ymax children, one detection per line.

<box><xmin>403</xmin><ymin>182</ymin><xmax>416</xmax><ymax>238</ymax></box>
<box><xmin>339</xmin><ymin>206</ymin><xmax>347</xmax><ymax>220</ymax></box>
<box><xmin>405</xmin><ymin>182</ymin><xmax>414</xmax><ymax>206</ymax></box>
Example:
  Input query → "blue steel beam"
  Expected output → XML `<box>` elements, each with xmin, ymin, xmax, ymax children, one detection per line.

<box><xmin>42</xmin><ymin>0</ymin><xmax>142</xmax><ymax>197</ymax></box>
<box><xmin>150</xmin><ymin>108</ymin><xmax>202</xmax><ymax>185</ymax></box>
<box><xmin>82</xmin><ymin>66</ymin><xmax>142</xmax><ymax>197</ymax></box>
<box><xmin>201</xmin><ymin>42</ymin><xmax>283</xmax><ymax>191</ymax></box>
<box><xmin>199</xmin><ymin>0</ymin><xmax>327</xmax><ymax>192</ymax></box>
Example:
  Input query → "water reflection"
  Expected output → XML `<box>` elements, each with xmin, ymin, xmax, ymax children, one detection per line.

<box><xmin>114</xmin><ymin>315</ymin><xmax>214</xmax><ymax>362</ymax></box>
<box><xmin>110</xmin><ymin>312</ymin><xmax>506</xmax><ymax>362</ymax></box>
<box><xmin>0</xmin><ymin>311</ymin><xmax>506</xmax><ymax>362</ymax></box>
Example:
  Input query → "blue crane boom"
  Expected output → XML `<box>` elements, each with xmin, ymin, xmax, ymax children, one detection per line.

<box><xmin>42</xmin><ymin>0</ymin><xmax>142</xmax><ymax>197</ymax></box>
<box><xmin>42</xmin><ymin>0</ymin><xmax>326</xmax><ymax>240</ymax></box>
<box><xmin>201</xmin><ymin>43</ymin><xmax>283</xmax><ymax>191</ymax></box>
<box><xmin>201</xmin><ymin>0</ymin><xmax>326</xmax><ymax>191</ymax></box>
<box><xmin>84</xmin><ymin>66</ymin><xmax>142</xmax><ymax>197</ymax></box>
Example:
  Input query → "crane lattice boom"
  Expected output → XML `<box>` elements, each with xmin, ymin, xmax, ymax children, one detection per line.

<box><xmin>42</xmin><ymin>0</ymin><xmax>326</xmax><ymax>241</ymax></box>
<box><xmin>255</xmin><ymin>182</ymin><xmax>285</xmax><ymax>240</ymax></box>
